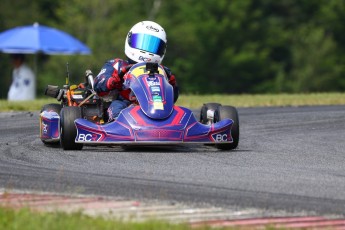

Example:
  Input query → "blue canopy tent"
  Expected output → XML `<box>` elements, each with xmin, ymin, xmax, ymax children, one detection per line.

<box><xmin>0</xmin><ymin>22</ymin><xmax>91</xmax><ymax>96</ymax></box>
<box><xmin>0</xmin><ymin>22</ymin><xmax>91</xmax><ymax>54</ymax></box>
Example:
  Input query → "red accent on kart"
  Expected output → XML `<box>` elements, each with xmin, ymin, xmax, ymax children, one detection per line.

<box><xmin>135</xmin><ymin>129</ymin><xmax>183</xmax><ymax>141</ymax></box>
<box><xmin>129</xmin><ymin>106</ymin><xmax>149</xmax><ymax>126</ymax></box>
<box><xmin>170</xmin><ymin>106</ymin><xmax>185</xmax><ymax>126</ymax></box>
<box><xmin>129</xmin><ymin>105</ymin><xmax>185</xmax><ymax>127</ymax></box>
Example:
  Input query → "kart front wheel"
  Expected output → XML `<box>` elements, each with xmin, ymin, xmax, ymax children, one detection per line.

<box><xmin>200</xmin><ymin>103</ymin><xmax>222</xmax><ymax>124</ymax></box>
<box><xmin>214</xmin><ymin>106</ymin><xmax>239</xmax><ymax>150</ymax></box>
<box><xmin>60</xmin><ymin>107</ymin><xmax>83</xmax><ymax>150</ymax></box>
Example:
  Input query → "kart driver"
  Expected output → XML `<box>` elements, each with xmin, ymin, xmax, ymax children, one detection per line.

<box><xmin>94</xmin><ymin>21</ymin><xmax>179</xmax><ymax>122</ymax></box>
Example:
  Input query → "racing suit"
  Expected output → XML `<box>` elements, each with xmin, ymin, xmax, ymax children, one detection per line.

<box><xmin>94</xmin><ymin>58</ymin><xmax>179</xmax><ymax>121</ymax></box>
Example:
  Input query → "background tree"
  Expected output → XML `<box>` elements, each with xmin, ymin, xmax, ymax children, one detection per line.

<box><xmin>0</xmin><ymin>0</ymin><xmax>344</xmax><ymax>98</ymax></box>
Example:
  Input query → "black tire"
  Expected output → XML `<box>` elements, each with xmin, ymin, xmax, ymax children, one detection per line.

<box><xmin>40</xmin><ymin>103</ymin><xmax>62</xmax><ymax>146</ymax></box>
<box><xmin>214</xmin><ymin>106</ymin><xmax>239</xmax><ymax>150</ymax></box>
<box><xmin>200</xmin><ymin>103</ymin><xmax>222</xmax><ymax>124</ymax></box>
<box><xmin>60</xmin><ymin>107</ymin><xmax>83</xmax><ymax>150</ymax></box>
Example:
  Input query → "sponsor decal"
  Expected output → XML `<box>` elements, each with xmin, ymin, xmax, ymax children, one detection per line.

<box><xmin>151</xmin><ymin>86</ymin><xmax>160</xmax><ymax>92</ymax></box>
<box><xmin>139</xmin><ymin>56</ymin><xmax>151</xmax><ymax>62</ymax></box>
<box><xmin>215</xmin><ymin>134</ymin><xmax>228</xmax><ymax>142</ymax></box>
<box><xmin>146</xmin><ymin>25</ymin><xmax>159</xmax><ymax>32</ymax></box>
<box><xmin>147</xmin><ymin>75</ymin><xmax>156</xmax><ymax>80</ymax></box>
<box><xmin>147</xmin><ymin>81</ymin><xmax>160</xmax><ymax>87</ymax></box>
<box><xmin>42</xmin><ymin>122</ymin><xmax>48</xmax><ymax>134</ymax></box>
<box><xmin>153</xmin><ymin>95</ymin><xmax>162</xmax><ymax>102</ymax></box>
<box><xmin>153</xmin><ymin>101</ymin><xmax>164</xmax><ymax>110</ymax></box>
<box><xmin>211</xmin><ymin>130</ymin><xmax>231</xmax><ymax>142</ymax></box>
<box><xmin>77</xmin><ymin>133</ymin><xmax>101</xmax><ymax>142</ymax></box>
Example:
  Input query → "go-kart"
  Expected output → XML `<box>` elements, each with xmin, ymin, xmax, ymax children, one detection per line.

<box><xmin>39</xmin><ymin>62</ymin><xmax>239</xmax><ymax>151</ymax></box>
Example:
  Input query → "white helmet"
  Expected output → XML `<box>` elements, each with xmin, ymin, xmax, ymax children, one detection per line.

<box><xmin>125</xmin><ymin>21</ymin><xmax>167</xmax><ymax>64</ymax></box>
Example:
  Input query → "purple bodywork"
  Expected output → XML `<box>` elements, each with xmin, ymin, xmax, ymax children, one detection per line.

<box><xmin>40</xmin><ymin>62</ymin><xmax>234</xmax><ymax>147</ymax></box>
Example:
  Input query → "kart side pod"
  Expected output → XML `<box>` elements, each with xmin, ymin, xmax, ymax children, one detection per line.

<box><xmin>39</xmin><ymin>110</ymin><xmax>60</xmax><ymax>141</ymax></box>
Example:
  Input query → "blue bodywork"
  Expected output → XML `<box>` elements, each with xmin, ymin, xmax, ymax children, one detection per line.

<box><xmin>40</xmin><ymin>62</ymin><xmax>234</xmax><ymax>146</ymax></box>
<box><xmin>40</xmin><ymin>110</ymin><xmax>60</xmax><ymax>142</ymax></box>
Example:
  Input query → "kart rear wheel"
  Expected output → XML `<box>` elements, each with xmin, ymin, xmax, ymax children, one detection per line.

<box><xmin>200</xmin><ymin>103</ymin><xmax>222</xmax><ymax>124</ymax></box>
<box><xmin>214</xmin><ymin>106</ymin><xmax>239</xmax><ymax>150</ymax></box>
<box><xmin>40</xmin><ymin>103</ymin><xmax>62</xmax><ymax>146</ymax></box>
<box><xmin>60</xmin><ymin>107</ymin><xmax>83</xmax><ymax>150</ymax></box>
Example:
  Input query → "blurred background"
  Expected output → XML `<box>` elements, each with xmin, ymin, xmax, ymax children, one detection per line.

<box><xmin>0</xmin><ymin>0</ymin><xmax>344</xmax><ymax>98</ymax></box>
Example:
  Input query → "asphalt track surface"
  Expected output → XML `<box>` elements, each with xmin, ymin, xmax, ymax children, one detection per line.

<box><xmin>0</xmin><ymin>105</ymin><xmax>345</xmax><ymax>217</ymax></box>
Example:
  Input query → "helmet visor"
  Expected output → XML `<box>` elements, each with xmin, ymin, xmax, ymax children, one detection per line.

<box><xmin>129</xmin><ymin>33</ymin><xmax>166</xmax><ymax>57</ymax></box>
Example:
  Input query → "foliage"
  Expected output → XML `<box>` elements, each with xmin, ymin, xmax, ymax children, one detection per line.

<box><xmin>0</xmin><ymin>0</ymin><xmax>345</xmax><ymax>98</ymax></box>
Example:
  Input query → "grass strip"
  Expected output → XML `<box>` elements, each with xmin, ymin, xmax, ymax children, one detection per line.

<box><xmin>0</xmin><ymin>93</ymin><xmax>345</xmax><ymax>112</ymax></box>
<box><xmin>176</xmin><ymin>93</ymin><xmax>345</xmax><ymax>108</ymax></box>
<box><xmin>0</xmin><ymin>206</ymin><xmax>218</xmax><ymax>230</ymax></box>
<box><xmin>0</xmin><ymin>205</ymin><xmax>288</xmax><ymax>230</ymax></box>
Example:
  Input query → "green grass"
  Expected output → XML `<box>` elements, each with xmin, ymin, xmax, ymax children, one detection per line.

<box><xmin>0</xmin><ymin>205</ymin><xmax>282</xmax><ymax>230</ymax></box>
<box><xmin>1</xmin><ymin>93</ymin><xmax>345</xmax><ymax>112</ymax></box>
<box><xmin>0</xmin><ymin>206</ymin><xmax>197</xmax><ymax>230</ymax></box>
<box><xmin>176</xmin><ymin>93</ymin><xmax>345</xmax><ymax>108</ymax></box>
<box><xmin>0</xmin><ymin>98</ymin><xmax>57</xmax><ymax>112</ymax></box>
